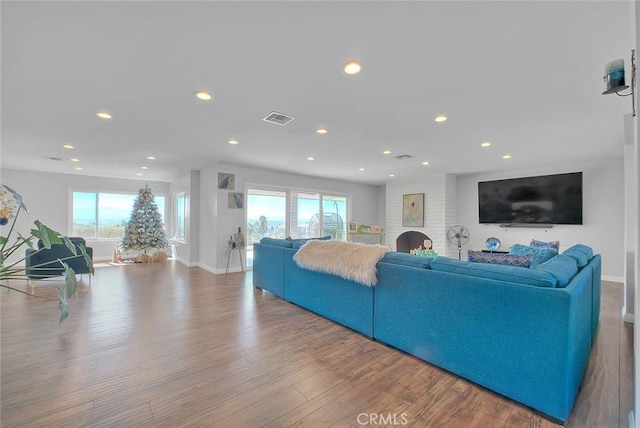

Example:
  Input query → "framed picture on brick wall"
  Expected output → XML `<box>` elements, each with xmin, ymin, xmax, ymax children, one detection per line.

<box><xmin>402</xmin><ymin>193</ymin><xmax>424</xmax><ymax>227</ymax></box>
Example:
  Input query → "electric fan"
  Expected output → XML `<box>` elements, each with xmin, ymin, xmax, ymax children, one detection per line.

<box><xmin>446</xmin><ymin>225</ymin><xmax>470</xmax><ymax>260</ymax></box>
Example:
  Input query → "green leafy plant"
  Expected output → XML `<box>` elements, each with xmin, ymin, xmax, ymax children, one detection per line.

<box><xmin>0</xmin><ymin>184</ymin><xmax>92</xmax><ymax>324</ymax></box>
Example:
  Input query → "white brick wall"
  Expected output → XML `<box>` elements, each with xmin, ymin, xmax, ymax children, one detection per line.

<box><xmin>385</xmin><ymin>173</ymin><xmax>457</xmax><ymax>258</ymax></box>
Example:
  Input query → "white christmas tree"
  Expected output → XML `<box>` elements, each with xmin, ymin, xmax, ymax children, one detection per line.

<box><xmin>121</xmin><ymin>184</ymin><xmax>168</xmax><ymax>253</ymax></box>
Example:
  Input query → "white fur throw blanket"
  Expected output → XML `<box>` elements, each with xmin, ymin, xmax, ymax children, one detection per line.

<box><xmin>293</xmin><ymin>240</ymin><xmax>390</xmax><ymax>286</ymax></box>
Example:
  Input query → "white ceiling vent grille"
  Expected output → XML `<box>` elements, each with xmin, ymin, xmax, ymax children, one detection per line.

<box><xmin>262</xmin><ymin>111</ymin><xmax>295</xmax><ymax>126</ymax></box>
<box><xmin>394</xmin><ymin>154</ymin><xmax>414</xmax><ymax>160</ymax></box>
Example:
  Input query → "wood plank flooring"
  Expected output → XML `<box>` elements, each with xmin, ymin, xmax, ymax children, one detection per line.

<box><xmin>0</xmin><ymin>261</ymin><xmax>632</xmax><ymax>427</ymax></box>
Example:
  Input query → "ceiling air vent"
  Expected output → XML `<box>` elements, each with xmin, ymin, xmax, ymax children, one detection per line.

<box><xmin>394</xmin><ymin>154</ymin><xmax>414</xmax><ymax>160</ymax></box>
<box><xmin>262</xmin><ymin>111</ymin><xmax>295</xmax><ymax>126</ymax></box>
<box><xmin>43</xmin><ymin>156</ymin><xmax>64</xmax><ymax>161</ymax></box>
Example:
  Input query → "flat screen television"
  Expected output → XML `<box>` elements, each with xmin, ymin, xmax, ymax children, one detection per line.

<box><xmin>478</xmin><ymin>172</ymin><xmax>583</xmax><ymax>225</ymax></box>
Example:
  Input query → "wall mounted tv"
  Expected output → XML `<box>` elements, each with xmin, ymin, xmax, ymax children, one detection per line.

<box><xmin>478</xmin><ymin>172</ymin><xmax>583</xmax><ymax>226</ymax></box>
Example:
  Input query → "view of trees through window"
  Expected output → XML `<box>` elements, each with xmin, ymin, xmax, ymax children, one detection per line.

<box><xmin>246</xmin><ymin>187</ymin><xmax>347</xmax><ymax>246</ymax></box>
<box><xmin>247</xmin><ymin>189</ymin><xmax>286</xmax><ymax>244</ymax></box>
<box><xmin>72</xmin><ymin>192</ymin><xmax>165</xmax><ymax>239</ymax></box>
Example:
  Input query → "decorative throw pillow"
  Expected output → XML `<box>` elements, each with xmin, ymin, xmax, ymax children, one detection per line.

<box><xmin>530</xmin><ymin>239</ymin><xmax>560</xmax><ymax>251</ymax></box>
<box><xmin>509</xmin><ymin>244</ymin><xmax>558</xmax><ymax>268</ymax></box>
<box><xmin>467</xmin><ymin>250</ymin><xmax>534</xmax><ymax>268</ymax></box>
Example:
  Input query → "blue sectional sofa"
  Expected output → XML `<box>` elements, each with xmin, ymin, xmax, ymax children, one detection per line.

<box><xmin>252</xmin><ymin>238</ymin><xmax>601</xmax><ymax>423</ymax></box>
<box><xmin>253</xmin><ymin>236</ymin><xmax>374</xmax><ymax>337</ymax></box>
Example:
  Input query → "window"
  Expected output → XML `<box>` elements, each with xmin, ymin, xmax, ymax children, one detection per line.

<box><xmin>175</xmin><ymin>192</ymin><xmax>186</xmax><ymax>242</ymax></box>
<box><xmin>72</xmin><ymin>192</ymin><xmax>165</xmax><ymax>240</ymax></box>
<box><xmin>290</xmin><ymin>191</ymin><xmax>319</xmax><ymax>239</ymax></box>
<box><xmin>247</xmin><ymin>189</ymin><xmax>287</xmax><ymax>244</ymax></box>
<box><xmin>247</xmin><ymin>187</ymin><xmax>347</xmax><ymax>242</ymax></box>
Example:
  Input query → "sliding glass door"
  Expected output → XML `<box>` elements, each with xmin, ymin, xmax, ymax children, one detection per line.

<box><xmin>246</xmin><ymin>186</ymin><xmax>349</xmax><ymax>266</ymax></box>
<box><xmin>322</xmin><ymin>195</ymin><xmax>347</xmax><ymax>240</ymax></box>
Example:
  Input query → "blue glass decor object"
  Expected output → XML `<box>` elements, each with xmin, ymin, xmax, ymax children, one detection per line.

<box><xmin>485</xmin><ymin>237</ymin><xmax>501</xmax><ymax>251</ymax></box>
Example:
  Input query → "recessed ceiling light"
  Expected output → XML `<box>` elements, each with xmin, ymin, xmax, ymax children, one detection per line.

<box><xmin>228</xmin><ymin>140</ymin><xmax>239</xmax><ymax>145</ymax></box>
<box><xmin>383</xmin><ymin>150</ymin><xmax>392</xmax><ymax>155</ymax></box>
<box><xmin>343</xmin><ymin>61</ymin><xmax>362</xmax><ymax>75</ymax></box>
<box><xmin>75</xmin><ymin>167</ymin><xmax>83</xmax><ymax>170</ymax></box>
<box><xmin>359</xmin><ymin>167</ymin><xmax>365</xmax><ymax>171</ymax></box>
<box><xmin>481</xmin><ymin>141</ymin><xmax>492</xmax><ymax>147</ymax></box>
<box><xmin>141</xmin><ymin>166</ymin><xmax>148</xmax><ymax>170</ymax></box>
<box><xmin>434</xmin><ymin>114</ymin><xmax>448</xmax><ymax>123</ymax></box>
<box><xmin>422</xmin><ymin>161</ymin><xmax>430</xmax><ymax>166</ymax></box>
<box><xmin>96</xmin><ymin>111</ymin><xmax>112</xmax><ymax>119</ymax></box>
<box><xmin>307</xmin><ymin>157</ymin><xmax>315</xmax><ymax>161</ymax></box>
<box><xmin>136</xmin><ymin>173</ymin><xmax>143</xmax><ymax>176</ymax></box>
<box><xmin>389</xmin><ymin>173</ymin><xmax>395</xmax><ymax>177</ymax></box>
<box><xmin>195</xmin><ymin>90</ymin><xmax>212</xmax><ymax>101</ymax></box>
<box><xmin>316</xmin><ymin>128</ymin><xmax>328</xmax><ymax>135</ymax></box>
<box><xmin>502</xmin><ymin>154</ymin><xmax>512</xmax><ymax>159</ymax></box>
<box><xmin>63</xmin><ymin>144</ymin><xmax>74</xmax><ymax>149</ymax></box>
<box><xmin>147</xmin><ymin>156</ymin><xmax>156</xmax><ymax>160</ymax></box>
<box><xmin>70</xmin><ymin>158</ymin><xmax>80</xmax><ymax>162</ymax></box>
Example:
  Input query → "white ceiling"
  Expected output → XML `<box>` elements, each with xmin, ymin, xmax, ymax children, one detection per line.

<box><xmin>1</xmin><ymin>1</ymin><xmax>634</xmax><ymax>185</ymax></box>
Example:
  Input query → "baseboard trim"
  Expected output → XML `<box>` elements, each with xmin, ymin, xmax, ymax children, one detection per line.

<box><xmin>173</xmin><ymin>257</ymin><xmax>199</xmax><ymax>268</ymax></box>
<box><xmin>602</xmin><ymin>275</ymin><xmax>624</xmax><ymax>283</ymax></box>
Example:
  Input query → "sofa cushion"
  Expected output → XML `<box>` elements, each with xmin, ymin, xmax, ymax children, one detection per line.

<box><xmin>467</xmin><ymin>250</ymin><xmax>534</xmax><ymax>268</ymax></box>
<box><xmin>379</xmin><ymin>252</ymin><xmax>432</xmax><ymax>269</ymax></box>
<box><xmin>530</xmin><ymin>239</ymin><xmax>560</xmax><ymax>251</ymax></box>
<box><xmin>259</xmin><ymin>237</ymin><xmax>293</xmax><ymax>248</ymax></box>
<box><xmin>509</xmin><ymin>244</ymin><xmax>557</xmax><ymax>268</ymax></box>
<box><xmin>563</xmin><ymin>244</ymin><xmax>594</xmax><ymax>261</ymax></box>
<box><xmin>533</xmin><ymin>254</ymin><xmax>578</xmax><ymax>288</ymax></box>
<box><xmin>562</xmin><ymin>248</ymin><xmax>588</xmax><ymax>268</ymax></box>
<box><xmin>431</xmin><ymin>256</ymin><xmax>557</xmax><ymax>288</ymax></box>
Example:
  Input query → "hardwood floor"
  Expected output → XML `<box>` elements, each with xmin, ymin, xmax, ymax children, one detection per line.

<box><xmin>1</xmin><ymin>261</ymin><xmax>632</xmax><ymax>427</ymax></box>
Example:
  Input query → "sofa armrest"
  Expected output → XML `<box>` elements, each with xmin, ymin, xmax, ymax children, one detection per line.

<box><xmin>252</xmin><ymin>243</ymin><xmax>286</xmax><ymax>298</ymax></box>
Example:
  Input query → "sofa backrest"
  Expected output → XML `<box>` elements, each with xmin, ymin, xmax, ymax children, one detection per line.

<box><xmin>259</xmin><ymin>237</ymin><xmax>293</xmax><ymax>248</ymax></box>
<box><xmin>431</xmin><ymin>256</ymin><xmax>558</xmax><ymax>288</ymax></box>
<box><xmin>37</xmin><ymin>236</ymin><xmax>87</xmax><ymax>249</ymax></box>
<box><xmin>259</xmin><ymin>236</ymin><xmax>332</xmax><ymax>249</ymax></box>
<box><xmin>562</xmin><ymin>244</ymin><xmax>594</xmax><ymax>268</ymax></box>
<box><xmin>378</xmin><ymin>252</ymin><xmax>433</xmax><ymax>269</ymax></box>
<box><xmin>533</xmin><ymin>254</ymin><xmax>579</xmax><ymax>288</ymax></box>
